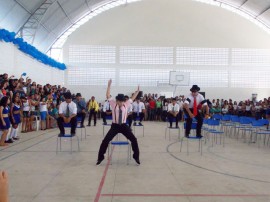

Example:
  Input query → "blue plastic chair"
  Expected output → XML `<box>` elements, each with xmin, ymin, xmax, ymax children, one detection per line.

<box><xmin>108</xmin><ymin>135</ymin><xmax>131</xmax><ymax>165</ymax></box>
<box><xmin>165</xmin><ymin>117</ymin><xmax>180</xmax><ymax>141</ymax></box>
<box><xmin>56</xmin><ymin>122</ymin><xmax>80</xmax><ymax>154</ymax></box>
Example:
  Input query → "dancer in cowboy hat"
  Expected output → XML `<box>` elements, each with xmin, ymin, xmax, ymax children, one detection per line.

<box><xmin>183</xmin><ymin>85</ymin><xmax>209</xmax><ymax>138</ymax></box>
<box><xmin>96</xmin><ymin>79</ymin><xmax>141</xmax><ymax>165</ymax></box>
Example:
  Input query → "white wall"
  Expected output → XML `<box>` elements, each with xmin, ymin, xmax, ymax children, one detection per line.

<box><xmin>63</xmin><ymin>0</ymin><xmax>270</xmax><ymax>102</ymax></box>
<box><xmin>0</xmin><ymin>41</ymin><xmax>64</xmax><ymax>85</ymax></box>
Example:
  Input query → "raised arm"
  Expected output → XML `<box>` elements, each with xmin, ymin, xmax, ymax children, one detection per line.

<box><xmin>131</xmin><ymin>85</ymin><xmax>140</xmax><ymax>101</ymax></box>
<box><xmin>106</xmin><ymin>79</ymin><xmax>112</xmax><ymax>100</ymax></box>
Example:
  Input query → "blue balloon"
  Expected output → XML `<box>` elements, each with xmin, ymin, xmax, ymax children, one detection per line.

<box><xmin>22</xmin><ymin>72</ymin><xmax>27</xmax><ymax>76</ymax></box>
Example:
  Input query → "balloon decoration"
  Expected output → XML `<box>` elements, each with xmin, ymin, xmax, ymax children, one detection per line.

<box><xmin>0</xmin><ymin>29</ymin><xmax>66</xmax><ymax>70</ymax></box>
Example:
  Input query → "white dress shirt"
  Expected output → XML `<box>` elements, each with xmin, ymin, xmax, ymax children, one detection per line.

<box><xmin>132</xmin><ymin>102</ymin><xmax>145</xmax><ymax>113</ymax></box>
<box><xmin>59</xmin><ymin>101</ymin><xmax>77</xmax><ymax>116</ymax></box>
<box><xmin>102</xmin><ymin>100</ymin><xmax>111</xmax><ymax>112</ymax></box>
<box><xmin>167</xmin><ymin>103</ymin><xmax>180</xmax><ymax>112</ymax></box>
<box><xmin>184</xmin><ymin>93</ymin><xmax>207</xmax><ymax>108</ymax></box>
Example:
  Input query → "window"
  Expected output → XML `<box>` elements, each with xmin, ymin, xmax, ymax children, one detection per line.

<box><xmin>69</xmin><ymin>45</ymin><xmax>116</xmax><ymax>64</ymax></box>
<box><xmin>120</xmin><ymin>46</ymin><xmax>173</xmax><ymax>64</ymax></box>
<box><xmin>176</xmin><ymin>47</ymin><xmax>229</xmax><ymax>65</ymax></box>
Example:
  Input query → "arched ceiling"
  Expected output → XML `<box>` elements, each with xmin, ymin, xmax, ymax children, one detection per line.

<box><xmin>1</xmin><ymin>0</ymin><xmax>270</xmax><ymax>53</ymax></box>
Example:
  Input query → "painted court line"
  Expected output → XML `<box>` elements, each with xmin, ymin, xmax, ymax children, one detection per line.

<box><xmin>94</xmin><ymin>146</ymin><xmax>114</xmax><ymax>202</ymax></box>
<box><xmin>101</xmin><ymin>193</ymin><xmax>270</xmax><ymax>198</ymax></box>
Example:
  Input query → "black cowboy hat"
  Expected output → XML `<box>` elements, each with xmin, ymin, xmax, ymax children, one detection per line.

<box><xmin>190</xmin><ymin>85</ymin><xmax>200</xmax><ymax>92</ymax></box>
<box><xmin>116</xmin><ymin>94</ymin><xmax>125</xmax><ymax>101</ymax></box>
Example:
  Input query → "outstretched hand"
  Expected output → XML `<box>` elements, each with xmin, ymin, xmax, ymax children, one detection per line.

<box><xmin>108</xmin><ymin>79</ymin><xmax>112</xmax><ymax>87</ymax></box>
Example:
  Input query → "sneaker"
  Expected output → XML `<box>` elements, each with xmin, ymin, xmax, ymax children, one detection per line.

<box><xmin>96</xmin><ymin>156</ymin><xmax>104</xmax><ymax>165</ymax></box>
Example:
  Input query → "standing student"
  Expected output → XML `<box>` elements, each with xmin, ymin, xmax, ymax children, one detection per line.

<box><xmin>96</xmin><ymin>79</ymin><xmax>140</xmax><ymax>165</ymax></box>
<box><xmin>87</xmin><ymin>96</ymin><xmax>99</xmax><ymax>126</ymax></box>
<box><xmin>0</xmin><ymin>97</ymin><xmax>11</xmax><ymax>146</ymax></box>
<box><xmin>10</xmin><ymin>95</ymin><xmax>21</xmax><ymax>140</ymax></box>
<box><xmin>183</xmin><ymin>85</ymin><xmax>209</xmax><ymax>138</ymax></box>
<box><xmin>101</xmin><ymin>98</ymin><xmax>112</xmax><ymax>125</ymax></box>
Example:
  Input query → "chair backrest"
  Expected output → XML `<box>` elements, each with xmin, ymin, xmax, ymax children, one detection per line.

<box><xmin>184</xmin><ymin>122</ymin><xmax>197</xmax><ymax>129</ymax></box>
<box><xmin>207</xmin><ymin>119</ymin><xmax>220</xmax><ymax>126</ymax></box>
<box><xmin>239</xmin><ymin>117</ymin><xmax>251</xmax><ymax>124</ymax></box>
<box><xmin>231</xmin><ymin>116</ymin><xmax>240</xmax><ymax>122</ymax></box>
<box><xmin>222</xmin><ymin>115</ymin><xmax>231</xmax><ymax>121</ymax></box>
<box><xmin>258</xmin><ymin>119</ymin><xmax>269</xmax><ymax>125</ymax></box>
<box><xmin>212</xmin><ymin>114</ymin><xmax>222</xmax><ymax>120</ymax></box>
<box><xmin>251</xmin><ymin>120</ymin><xmax>264</xmax><ymax>127</ymax></box>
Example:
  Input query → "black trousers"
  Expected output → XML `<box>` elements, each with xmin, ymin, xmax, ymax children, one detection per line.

<box><xmin>98</xmin><ymin>123</ymin><xmax>140</xmax><ymax>160</ymax></box>
<box><xmin>88</xmin><ymin>109</ymin><xmax>97</xmax><ymax>125</ymax></box>
<box><xmin>167</xmin><ymin>113</ymin><xmax>179</xmax><ymax>127</ymax></box>
<box><xmin>57</xmin><ymin>116</ymin><xmax>77</xmax><ymax>134</ymax></box>
<box><xmin>132</xmin><ymin>112</ymin><xmax>144</xmax><ymax>122</ymax></box>
<box><xmin>77</xmin><ymin>112</ymin><xmax>86</xmax><ymax>126</ymax></box>
<box><xmin>184</xmin><ymin>108</ymin><xmax>203</xmax><ymax>136</ymax></box>
<box><xmin>127</xmin><ymin>114</ymin><xmax>133</xmax><ymax>127</ymax></box>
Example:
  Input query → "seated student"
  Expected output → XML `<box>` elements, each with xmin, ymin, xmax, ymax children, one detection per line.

<box><xmin>0</xmin><ymin>170</ymin><xmax>8</xmax><ymax>202</ymax></box>
<box><xmin>132</xmin><ymin>98</ymin><xmax>145</xmax><ymax>126</ymax></box>
<box><xmin>125</xmin><ymin>95</ymin><xmax>133</xmax><ymax>128</ymax></box>
<box><xmin>57</xmin><ymin>92</ymin><xmax>77</xmax><ymax>136</ymax></box>
<box><xmin>73</xmin><ymin>93</ymin><xmax>86</xmax><ymax>127</ymax></box>
<box><xmin>167</xmin><ymin>98</ymin><xmax>180</xmax><ymax>128</ymax></box>
<box><xmin>101</xmin><ymin>97</ymin><xmax>112</xmax><ymax>125</ymax></box>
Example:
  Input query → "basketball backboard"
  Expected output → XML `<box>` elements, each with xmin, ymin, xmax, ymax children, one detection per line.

<box><xmin>169</xmin><ymin>71</ymin><xmax>190</xmax><ymax>86</ymax></box>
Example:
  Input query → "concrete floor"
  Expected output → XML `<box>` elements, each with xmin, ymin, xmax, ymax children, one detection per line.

<box><xmin>0</xmin><ymin>121</ymin><xmax>270</xmax><ymax>202</ymax></box>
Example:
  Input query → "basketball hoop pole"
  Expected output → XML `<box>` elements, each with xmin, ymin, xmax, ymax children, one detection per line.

<box><xmin>173</xmin><ymin>85</ymin><xmax>177</xmax><ymax>97</ymax></box>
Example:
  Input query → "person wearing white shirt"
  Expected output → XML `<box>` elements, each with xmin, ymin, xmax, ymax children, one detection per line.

<box><xmin>167</xmin><ymin>98</ymin><xmax>180</xmax><ymax>128</ymax></box>
<box><xmin>125</xmin><ymin>95</ymin><xmax>134</xmax><ymax>127</ymax></box>
<box><xmin>57</xmin><ymin>92</ymin><xmax>77</xmax><ymax>136</ymax></box>
<box><xmin>101</xmin><ymin>99</ymin><xmax>112</xmax><ymax>125</ymax></box>
<box><xmin>132</xmin><ymin>98</ymin><xmax>145</xmax><ymax>126</ymax></box>
<box><xmin>183</xmin><ymin>85</ymin><xmax>209</xmax><ymax>138</ymax></box>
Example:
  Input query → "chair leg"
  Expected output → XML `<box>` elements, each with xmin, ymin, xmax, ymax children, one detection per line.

<box><xmin>56</xmin><ymin>137</ymin><xmax>58</xmax><ymax>154</ymax></box>
<box><xmin>70</xmin><ymin>136</ymin><xmax>72</xmax><ymax>154</ymax></box>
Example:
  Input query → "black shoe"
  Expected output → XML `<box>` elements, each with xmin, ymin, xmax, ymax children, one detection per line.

<box><xmin>71</xmin><ymin>133</ymin><xmax>76</xmax><ymax>137</ymax></box>
<box><xmin>96</xmin><ymin>156</ymin><xmax>104</xmax><ymax>165</ymax></box>
<box><xmin>81</xmin><ymin>125</ymin><xmax>85</xmax><ymax>128</ymax></box>
<box><xmin>185</xmin><ymin>134</ymin><xmax>189</xmax><ymax>138</ymax></box>
<box><xmin>133</xmin><ymin>122</ymin><xmax>136</xmax><ymax>126</ymax></box>
<box><xmin>87</xmin><ymin>124</ymin><xmax>91</xmax><ymax>127</ymax></box>
<box><xmin>103</xmin><ymin>122</ymin><xmax>107</xmax><ymax>125</ymax></box>
<box><xmin>5</xmin><ymin>139</ymin><xmax>14</xmax><ymax>143</ymax></box>
<box><xmin>133</xmin><ymin>155</ymin><xmax>140</xmax><ymax>165</ymax></box>
<box><xmin>94</xmin><ymin>124</ymin><xmax>96</xmax><ymax>126</ymax></box>
<box><xmin>12</xmin><ymin>137</ymin><xmax>20</xmax><ymax>140</ymax></box>
<box><xmin>58</xmin><ymin>133</ymin><xmax>65</xmax><ymax>137</ymax></box>
<box><xmin>139</xmin><ymin>122</ymin><xmax>143</xmax><ymax>126</ymax></box>
<box><xmin>175</xmin><ymin>126</ymin><xmax>179</xmax><ymax>128</ymax></box>
<box><xmin>196</xmin><ymin>135</ymin><xmax>203</xmax><ymax>138</ymax></box>
<box><xmin>169</xmin><ymin>125</ymin><xmax>172</xmax><ymax>128</ymax></box>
